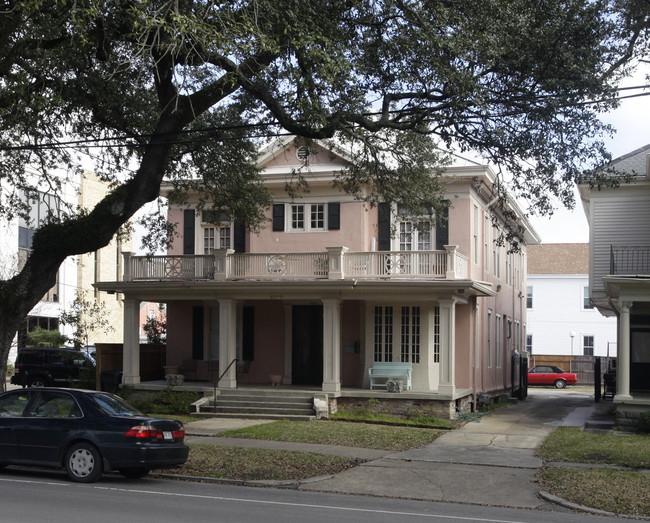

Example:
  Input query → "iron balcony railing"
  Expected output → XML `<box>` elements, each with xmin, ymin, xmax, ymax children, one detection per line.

<box><xmin>610</xmin><ymin>245</ymin><xmax>650</xmax><ymax>275</ymax></box>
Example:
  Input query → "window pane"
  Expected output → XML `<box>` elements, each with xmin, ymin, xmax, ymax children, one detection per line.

<box><xmin>399</xmin><ymin>222</ymin><xmax>413</xmax><ymax>250</ymax></box>
<box><xmin>310</xmin><ymin>204</ymin><xmax>325</xmax><ymax>229</ymax></box>
<box><xmin>292</xmin><ymin>205</ymin><xmax>304</xmax><ymax>230</ymax></box>
<box><xmin>204</xmin><ymin>227</ymin><xmax>216</xmax><ymax>254</ymax></box>
<box><xmin>219</xmin><ymin>227</ymin><xmax>231</xmax><ymax>249</ymax></box>
<box><xmin>583</xmin><ymin>287</ymin><xmax>593</xmax><ymax>309</ymax></box>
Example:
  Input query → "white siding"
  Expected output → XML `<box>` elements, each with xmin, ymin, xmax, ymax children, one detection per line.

<box><xmin>527</xmin><ymin>273</ymin><xmax>617</xmax><ymax>356</ymax></box>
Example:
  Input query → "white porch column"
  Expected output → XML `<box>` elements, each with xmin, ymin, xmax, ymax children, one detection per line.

<box><xmin>284</xmin><ymin>304</ymin><xmax>293</xmax><ymax>384</ymax></box>
<box><xmin>122</xmin><ymin>298</ymin><xmax>141</xmax><ymax>385</ymax></box>
<box><xmin>218</xmin><ymin>298</ymin><xmax>237</xmax><ymax>389</ymax></box>
<box><xmin>322</xmin><ymin>298</ymin><xmax>342</xmax><ymax>392</ymax></box>
<box><xmin>438</xmin><ymin>298</ymin><xmax>456</xmax><ymax>394</ymax></box>
<box><xmin>617</xmin><ymin>301</ymin><xmax>633</xmax><ymax>401</ymax></box>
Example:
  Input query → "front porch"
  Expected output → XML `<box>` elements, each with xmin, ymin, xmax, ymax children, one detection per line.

<box><xmin>125</xmin><ymin>380</ymin><xmax>475</xmax><ymax>420</ymax></box>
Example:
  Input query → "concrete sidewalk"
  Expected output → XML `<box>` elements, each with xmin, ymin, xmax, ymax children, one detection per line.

<box><xmin>184</xmin><ymin>390</ymin><xmax>609</xmax><ymax>510</ymax></box>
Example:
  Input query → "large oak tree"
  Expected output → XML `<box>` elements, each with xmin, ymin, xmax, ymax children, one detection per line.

<box><xmin>0</xmin><ymin>0</ymin><xmax>648</xmax><ymax>387</ymax></box>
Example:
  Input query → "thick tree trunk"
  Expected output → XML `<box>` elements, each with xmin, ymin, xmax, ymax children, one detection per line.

<box><xmin>0</xmin><ymin>118</ymin><xmax>182</xmax><ymax>389</ymax></box>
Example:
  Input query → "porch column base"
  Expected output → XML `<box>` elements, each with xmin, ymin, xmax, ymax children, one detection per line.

<box><xmin>438</xmin><ymin>384</ymin><xmax>455</xmax><ymax>395</ymax></box>
<box><xmin>322</xmin><ymin>381</ymin><xmax>341</xmax><ymax>393</ymax></box>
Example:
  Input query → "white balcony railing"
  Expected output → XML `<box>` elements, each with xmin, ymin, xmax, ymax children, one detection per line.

<box><xmin>122</xmin><ymin>246</ymin><xmax>468</xmax><ymax>282</ymax></box>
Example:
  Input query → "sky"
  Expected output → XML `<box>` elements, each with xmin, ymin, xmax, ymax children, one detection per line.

<box><xmin>528</xmin><ymin>63</ymin><xmax>650</xmax><ymax>244</ymax></box>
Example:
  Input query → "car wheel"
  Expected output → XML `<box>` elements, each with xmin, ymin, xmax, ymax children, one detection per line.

<box><xmin>28</xmin><ymin>377</ymin><xmax>48</xmax><ymax>387</ymax></box>
<box><xmin>119</xmin><ymin>468</ymin><xmax>150</xmax><ymax>479</ymax></box>
<box><xmin>554</xmin><ymin>379</ymin><xmax>567</xmax><ymax>389</ymax></box>
<box><xmin>65</xmin><ymin>442</ymin><xmax>103</xmax><ymax>483</ymax></box>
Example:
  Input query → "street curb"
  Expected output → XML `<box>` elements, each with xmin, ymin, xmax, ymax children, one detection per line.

<box><xmin>151</xmin><ymin>471</ymin><xmax>340</xmax><ymax>488</ymax></box>
<box><xmin>151</xmin><ymin>472</ymin><xmax>304</xmax><ymax>489</ymax></box>
<box><xmin>538</xmin><ymin>491</ymin><xmax>650</xmax><ymax>520</ymax></box>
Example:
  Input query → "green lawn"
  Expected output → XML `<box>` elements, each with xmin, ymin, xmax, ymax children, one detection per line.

<box><xmin>217</xmin><ymin>419</ymin><xmax>444</xmax><ymax>451</ymax></box>
<box><xmin>163</xmin><ymin>444</ymin><xmax>365</xmax><ymax>481</ymax></box>
<box><xmin>537</xmin><ymin>427</ymin><xmax>650</xmax><ymax>468</ymax></box>
<box><xmin>538</xmin><ymin>427</ymin><xmax>650</xmax><ymax>517</ymax></box>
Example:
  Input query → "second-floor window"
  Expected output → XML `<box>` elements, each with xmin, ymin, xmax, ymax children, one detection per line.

<box><xmin>583</xmin><ymin>287</ymin><xmax>594</xmax><ymax>309</ymax></box>
<box><xmin>289</xmin><ymin>203</ymin><xmax>326</xmax><ymax>232</ymax></box>
<box><xmin>273</xmin><ymin>202</ymin><xmax>340</xmax><ymax>233</ymax></box>
<box><xmin>526</xmin><ymin>286</ymin><xmax>533</xmax><ymax>309</ymax></box>
<box><xmin>202</xmin><ymin>211</ymin><xmax>231</xmax><ymax>254</ymax></box>
<box><xmin>398</xmin><ymin>221</ymin><xmax>431</xmax><ymax>250</ymax></box>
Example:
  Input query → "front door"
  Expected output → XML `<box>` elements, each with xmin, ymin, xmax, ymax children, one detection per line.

<box><xmin>292</xmin><ymin>305</ymin><xmax>323</xmax><ymax>386</ymax></box>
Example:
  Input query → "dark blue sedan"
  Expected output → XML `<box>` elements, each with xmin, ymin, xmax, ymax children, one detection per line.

<box><xmin>0</xmin><ymin>388</ymin><xmax>189</xmax><ymax>482</ymax></box>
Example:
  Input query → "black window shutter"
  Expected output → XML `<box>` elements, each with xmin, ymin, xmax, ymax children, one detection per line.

<box><xmin>191</xmin><ymin>306</ymin><xmax>204</xmax><ymax>360</ymax></box>
<box><xmin>183</xmin><ymin>210</ymin><xmax>195</xmax><ymax>254</ymax></box>
<box><xmin>233</xmin><ymin>220</ymin><xmax>246</xmax><ymax>253</ymax></box>
<box><xmin>378</xmin><ymin>202</ymin><xmax>391</xmax><ymax>251</ymax></box>
<box><xmin>435</xmin><ymin>204</ymin><xmax>449</xmax><ymax>250</ymax></box>
<box><xmin>327</xmin><ymin>202</ymin><xmax>340</xmax><ymax>230</ymax></box>
<box><xmin>272</xmin><ymin>204</ymin><xmax>285</xmax><ymax>231</ymax></box>
<box><xmin>242</xmin><ymin>306</ymin><xmax>255</xmax><ymax>361</ymax></box>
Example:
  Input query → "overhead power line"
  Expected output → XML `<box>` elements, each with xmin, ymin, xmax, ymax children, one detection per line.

<box><xmin>1</xmin><ymin>85</ymin><xmax>649</xmax><ymax>153</ymax></box>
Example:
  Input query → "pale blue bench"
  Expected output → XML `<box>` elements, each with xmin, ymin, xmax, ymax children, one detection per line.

<box><xmin>368</xmin><ymin>362</ymin><xmax>412</xmax><ymax>391</ymax></box>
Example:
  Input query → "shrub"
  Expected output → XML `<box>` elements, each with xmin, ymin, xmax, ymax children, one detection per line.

<box><xmin>119</xmin><ymin>387</ymin><xmax>200</xmax><ymax>415</ymax></box>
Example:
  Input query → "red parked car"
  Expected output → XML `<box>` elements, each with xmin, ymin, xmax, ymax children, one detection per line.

<box><xmin>527</xmin><ymin>365</ymin><xmax>578</xmax><ymax>389</ymax></box>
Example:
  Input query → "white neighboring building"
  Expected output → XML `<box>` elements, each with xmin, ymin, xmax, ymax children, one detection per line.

<box><xmin>526</xmin><ymin>243</ymin><xmax>617</xmax><ymax>357</ymax></box>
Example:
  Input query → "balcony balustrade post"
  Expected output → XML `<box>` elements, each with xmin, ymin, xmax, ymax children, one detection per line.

<box><xmin>213</xmin><ymin>249</ymin><xmax>234</xmax><ymax>281</ymax></box>
<box><xmin>122</xmin><ymin>251</ymin><xmax>132</xmax><ymax>281</ymax></box>
<box><xmin>326</xmin><ymin>246</ymin><xmax>348</xmax><ymax>280</ymax></box>
<box><xmin>444</xmin><ymin>245</ymin><xmax>459</xmax><ymax>279</ymax></box>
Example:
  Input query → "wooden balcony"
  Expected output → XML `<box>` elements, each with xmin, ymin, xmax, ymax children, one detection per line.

<box><xmin>122</xmin><ymin>245</ymin><xmax>468</xmax><ymax>282</ymax></box>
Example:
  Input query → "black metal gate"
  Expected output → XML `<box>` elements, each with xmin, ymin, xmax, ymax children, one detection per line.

<box><xmin>512</xmin><ymin>351</ymin><xmax>528</xmax><ymax>400</ymax></box>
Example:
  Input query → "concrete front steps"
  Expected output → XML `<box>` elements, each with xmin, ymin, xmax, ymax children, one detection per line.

<box><xmin>197</xmin><ymin>389</ymin><xmax>316</xmax><ymax>421</ymax></box>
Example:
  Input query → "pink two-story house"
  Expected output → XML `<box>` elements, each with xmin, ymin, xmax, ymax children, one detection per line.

<box><xmin>98</xmin><ymin>137</ymin><xmax>539</xmax><ymax>417</ymax></box>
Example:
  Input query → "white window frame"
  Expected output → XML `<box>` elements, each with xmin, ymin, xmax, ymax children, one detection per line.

<box><xmin>496</xmin><ymin>313</ymin><xmax>503</xmax><ymax>368</ymax></box>
<box><xmin>484</xmin><ymin>214</ymin><xmax>490</xmax><ymax>272</ymax></box>
<box><xmin>200</xmin><ymin>211</ymin><xmax>232</xmax><ymax>254</ymax></box>
<box><xmin>397</xmin><ymin>221</ymin><xmax>432</xmax><ymax>251</ymax></box>
<box><xmin>487</xmin><ymin>309</ymin><xmax>493</xmax><ymax>368</ymax></box>
<box><xmin>473</xmin><ymin>205</ymin><xmax>479</xmax><ymax>264</ymax></box>
<box><xmin>288</xmin><ymin>203</ymin><xmax>328</xmax><ymax>232</ymax></box>
<box><xmin>583</xmin><ymin>286</ymin><xmax>594</xmax><ymax>310</ymax></box>
<box><xmin>492</xmin><ymin>225</ymin><xmax>500</xmax><ymax>278</ymax></box>
<box><xmin>374</xmin><ymin>304</ymin><xmax>428</xmax><ymax>363</ymax></box>
<box><xmin>583</xmin><ymin>334</ymin><xmax>595</xmax><ymax>356</ymax></box>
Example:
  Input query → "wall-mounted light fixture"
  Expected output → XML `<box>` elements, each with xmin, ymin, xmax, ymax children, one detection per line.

<box><xmin>496</xmin><ymin>284</ymin><xmax>502</xmax><ymax>292</ymax></box>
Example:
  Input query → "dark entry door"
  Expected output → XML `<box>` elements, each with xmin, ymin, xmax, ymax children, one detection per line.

<box><xmin>292</xmin><ymin>305</ymin><xmax>323</xmax><ymax>386</ymax></box>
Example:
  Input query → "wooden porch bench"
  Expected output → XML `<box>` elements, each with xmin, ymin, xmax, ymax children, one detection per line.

<box><xmin>368</xmin><ymin>362</ymin><xmax>412</xmax><ymax>391</ymax></box>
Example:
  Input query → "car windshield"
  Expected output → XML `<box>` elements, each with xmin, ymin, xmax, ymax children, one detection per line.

<box><xmin>88</xmin><ymin>393</ymin><xmax>146</xmax><ymax>417</ymax></box>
